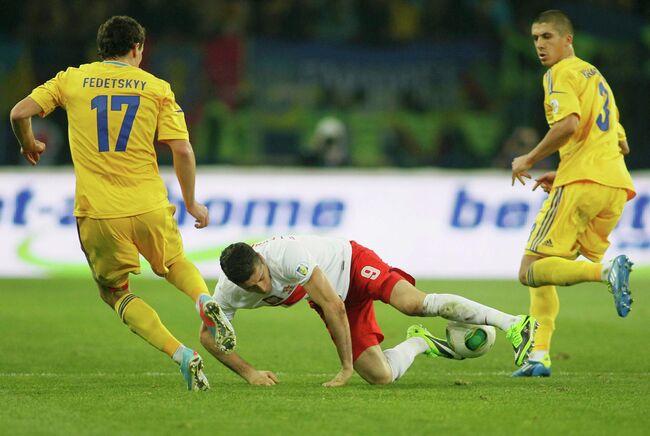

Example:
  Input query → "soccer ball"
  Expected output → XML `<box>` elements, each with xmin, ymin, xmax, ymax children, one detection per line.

<box><xmin>445</xmin><ymin>322</ymin><xmax>496</xmax><ymax>359</ymax></box>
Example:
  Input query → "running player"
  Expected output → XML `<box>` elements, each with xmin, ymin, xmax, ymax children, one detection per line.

<box><xmin>510</xmin><ymin>10</ymin><xmax>636</xmax><ymax>377</ymax></box>
<box><xmin>9</xmin><ymin>16</ymin><xmax>235</xmax><ymax>390</ymax></box>
<box><xmin>201</xmin><ymin>235</ymin><xmax>537</xmax><ymax>386</ymax></box>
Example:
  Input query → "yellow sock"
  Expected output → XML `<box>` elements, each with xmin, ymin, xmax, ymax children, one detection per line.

<box><xmin>114</xmin><ymin>293</ymin><xmax>181</xmax><ymax>357</ymax></box>
<box><xmin>528</xmin><ymin>257</ymin><xmax>601</xmax><ymax>287</ymax></box>
<box><xmin>529</xmin><ymin>286</ymin><xmax>559</xmax><ymax>352</ymax></box>
<box><xmin>166</xmin><ymin>257</ymin><xmax>210</xmax><ymax>302</ymax></box>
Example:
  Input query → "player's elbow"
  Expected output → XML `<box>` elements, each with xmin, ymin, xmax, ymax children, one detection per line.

<box><xmin>10</xmin><ymin>104</ymin><xmax>28</xmax><ymax>122</ymax></box>
<box><xmin>562</xmin><ymin>115</ymin><xmax>579</xmax><ymax>136</ymax></box>
<box><xmin>325</xmin><ymin>299</ymin><xmax>347</xmax><ymax>317</ymax></box>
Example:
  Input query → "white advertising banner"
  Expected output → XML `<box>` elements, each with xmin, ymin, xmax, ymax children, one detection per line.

<box><xmin>1</xmin><ymin>168</ymin><xmax>649</xmax><ymax>279</ymax></box>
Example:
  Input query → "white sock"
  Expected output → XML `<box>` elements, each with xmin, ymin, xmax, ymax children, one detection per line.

<box><xmin>600</xmin><ymin>260</ymin><xmax>610</xmax><ymax>282</ymax></box>
<box><xmin>422</xmin><ymin>293</ymin><xmax>519</xmax><ymax>331</ymax></box>
<box><xmin>383</xmin><ymin>337</ymin><xmax>429</xmax><ymax>382</ymax></box>
<box><xmin>172</xmin><ymin>344</ymin><xmax>188</xmax><ymax>365</ymax></box>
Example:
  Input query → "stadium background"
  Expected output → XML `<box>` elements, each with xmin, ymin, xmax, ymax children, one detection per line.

<box><xmin>1</xmin><ymin>0</ymin><xmax>648</xmax><ymax>279</ymax></box>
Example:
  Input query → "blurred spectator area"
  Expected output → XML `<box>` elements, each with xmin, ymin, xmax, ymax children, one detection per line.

<box><xmin>1</xmin><ymin>0</ymin><xmax>648</xmax><ymax>168</ymax></box>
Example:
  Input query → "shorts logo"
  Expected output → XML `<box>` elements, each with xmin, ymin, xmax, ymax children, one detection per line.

<box><xmin>542</xmin><ymin>238</ymin><xmax>554</xmax><ymax>248</ymax></box>
<box><xmin>296</xmin><ymin>264</ymin><xmax>309</xmax><ymax>276</ymax></box>
<box><xmin>360</xmin><ymin>266</ymin><xmax>380</xmax><ymax>280</ymax></box>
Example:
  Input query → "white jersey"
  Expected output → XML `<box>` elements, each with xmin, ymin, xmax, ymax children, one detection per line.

<box><xmin>213</xmin><ymin>235</ymin><xmax>352</xmax><ymax>322</ymax></box>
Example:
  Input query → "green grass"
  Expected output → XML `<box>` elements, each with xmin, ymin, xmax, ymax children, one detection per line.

<box><xmin>1</xmin><ymin>277</ymin><xmax>649</xmax><ymax>435</ymax></box>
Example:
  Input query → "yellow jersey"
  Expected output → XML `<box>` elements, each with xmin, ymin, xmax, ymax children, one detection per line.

<box><xmin>29</xmin><ymin>61</ymin><xmax>189</xmax><ymax>218</ymax></box>
<box><xmin>542</xmin><ymin>56</ymin><xmax>635</xmax><ymax>199</ymax></box>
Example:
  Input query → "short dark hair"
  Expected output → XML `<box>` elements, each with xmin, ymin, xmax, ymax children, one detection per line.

<box><xmin>533</xmin><ymin>10</ymin><xmax>574</xmax><ymax>35</ymax></box>
<box><xmin>220</xmin><ymin>242</ymin><xmax>259</xmax><ymax>284</ymax></box>
<box><xmin>97</xmin><ymin>16</ymin><xmax>146</xmax><ymax>60</ymax></box>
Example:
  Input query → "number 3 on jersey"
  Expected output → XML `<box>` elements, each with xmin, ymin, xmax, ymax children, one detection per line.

<box><xmin>91</xmin><ymin>95</ymin><xmax>140</xmax><ymax>152</ymax></box>
<box><xmin>596</xmin><ymin>82</ymin><xmax>610</xmax><ymax>132</ymax></box>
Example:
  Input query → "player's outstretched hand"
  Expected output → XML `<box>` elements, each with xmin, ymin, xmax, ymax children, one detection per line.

<box><xmin>247</xmin><ymin>370</ymin><xmax>279</xmax><ymax>386</ymax></box>
<box><xmin>21</xmin><ymin>139</ymin><xmax>46</xmax><ymax>166</ymax></box>
<box><xmin>322</xmin><ymin>367</ymin><xmax>353</xmax><ymax>387</ymax></box>
<box><xmin>187</xmin><ymin>202</ymin><xmax>209</xmax><ymax>229</ymax></box>
<box><xmin>511</xmin><ymin>154</ymin><xmax>533</xmax><ymax>186</ymax></box>
<box><xmin>532</xmin><ymin>171</ymin><xmax>557</xmax><ymax>193</ymax></box>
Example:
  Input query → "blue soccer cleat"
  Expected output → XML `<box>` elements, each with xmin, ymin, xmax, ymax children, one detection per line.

<box><xmin>606</xmin><ymin>255</ymin><xmax>634</xmax><ymax>317</ymax></box>
<box><xmin>512</xmin><ymin>355</ymin><xmax>551</xmax><ymax>377</ymax></box>
<box><xmin>179</xmin><ymin>348</ymin><xmax>210</xmax><ymax>391</ymax></box>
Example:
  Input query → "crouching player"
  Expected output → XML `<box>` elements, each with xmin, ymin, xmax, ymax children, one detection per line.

<box><xmin>200</xmin><ymin>235</ymin><xmax>537</xmax><ymax>386</ymax></box>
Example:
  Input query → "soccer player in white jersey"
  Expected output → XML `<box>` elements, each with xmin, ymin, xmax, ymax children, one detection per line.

<box><xmin>200</xmin><ymin>235</ymin><xmax>538</xmax><ymax>386</ymax></box>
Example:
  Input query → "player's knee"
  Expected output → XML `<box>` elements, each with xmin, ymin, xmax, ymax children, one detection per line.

<box><xmin>518</xmin><ymin>269</ymin><xmax>530</xmax><ymax>286</ymax></box>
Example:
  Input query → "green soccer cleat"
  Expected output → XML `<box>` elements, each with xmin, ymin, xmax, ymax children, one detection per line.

<box><xmin>179</xmin><ymin>348</ymin><xmax>210</xmax><ymax>391</ymax></box>
<box><xmin>407</xmin><ymin>325</ymin><xmax>463</xmax><ymax>360</ymax></box>
<box><xmin>506</xmin><ymin>315</ymin><xmax>538</xmax><ymax>367</ymax></box>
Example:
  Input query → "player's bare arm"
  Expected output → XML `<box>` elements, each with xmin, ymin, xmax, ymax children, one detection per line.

<box><xmin>199</xmin><ymin>323</ymin><xmax>278</xmax><ymax>385</ymax></box>
<box><xmin>303</xmin><ymin>266</ymin><xmax>354</xmax><ymax>387</ymax></box>
<box><xmin>9</xmin><ymin>97</ymin><xmax>47</xmax><ymax>165</ymax></box>
<box><xmin>511</xmin><ymin>114</ymin><xmax>579</xmax><ymax>186</ymax></box>
<box><xmin>161</xmin><ymin>138</ymin><xmax>209</xmax><ymax>228</ymax></box>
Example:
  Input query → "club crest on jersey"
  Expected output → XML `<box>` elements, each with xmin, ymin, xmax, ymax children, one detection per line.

<box><xmin>296</xmin><ymin>264</ymin><xmax>309</xmax><ymax>276</ymax></box>
<box><xmin>282</xmin><ymin>285</ymin><xmax>295</xmax><ymax>294</ymax></box>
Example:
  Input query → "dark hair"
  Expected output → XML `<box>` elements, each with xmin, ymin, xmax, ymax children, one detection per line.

<box><xmin>533</xmin><ymin>10</ymin><xmax>574</xmax><ymax>35</ymax></box>
<box><xmin>97</xmin><ymin>16</ymin><xmax>146</xmax><ymax>60</ymax></box>
<box><xmin>220</xmin><ymin>242</ymin><xmax>259</xmax><ymax>284</ymax></box>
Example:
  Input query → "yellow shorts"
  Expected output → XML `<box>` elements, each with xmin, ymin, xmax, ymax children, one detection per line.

<box><xmin>525</xmin><ymin>182</ymin><xmax>627</xmax><ymax>262</ymax></box>
<box><xmin>77</xmin><ymin>205</ymin><xmax>185</xmax><ymax>288</ymax></box>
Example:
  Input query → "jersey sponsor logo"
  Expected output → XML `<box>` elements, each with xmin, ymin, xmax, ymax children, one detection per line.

<box><xmin>360</xmin><ymin>266</ymin><xmax>380</xmax><ymax>280</ymax></box>
<box><xmin>296</xmin><ymin>263</ymin><xmax>309</xmax><ymax>276</ymax></box>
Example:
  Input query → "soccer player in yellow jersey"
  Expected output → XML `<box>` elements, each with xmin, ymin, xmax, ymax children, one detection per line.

<box><xmin>9</xmin><ymin>16</ymin><xmax>236</xmax><ymax>390</ymax></box>
<box><xmin>510</xmin><ymin>10</ymin><xmax>636</xmax><ymax>377</ymax></box>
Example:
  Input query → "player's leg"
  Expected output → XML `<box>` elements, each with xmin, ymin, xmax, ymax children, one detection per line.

<box><xmin>521</xmin><ymin>183</ymin><xmax>629</xmax><ymax>289</ymax></box>
<box><xmin>135</xmin><ymin>206</ymin><xmax>235</xmax><ymax>351</ymax></box>
<box><xmin>389</xmin><ymin>280</ymin><xmax>536</xmax><ymax>366</ymax></box>
<box><xmin>512</xmin><ymin>285</ymin><xmax>557</xmax><ymax>377</ymax></box>
<box><xmin>77</xmin><ymin>216</ymin><xmax>209</xmax><ymax>390</ymax></box>
<box><xmin>579</xmin><ymin>188</ymin><xmax>633</xmax><ymax>317</ymax></box>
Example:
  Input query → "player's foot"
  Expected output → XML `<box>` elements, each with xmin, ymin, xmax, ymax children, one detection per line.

<box><xmin>200</xmin><ymin>297</ymin><xmax>236</xmax><ymax>352</ymax></box>
<box><xmin>179</xmin><ymin>348</ymin><xmax>210</xmax><ymax>391</ymax></box>
<box><xmin>512</xmin><ymin>354</ymin><xmax>551</xmax><ymax>377</ymax></box>
<box><xmin>406</xmin><ymin>325</ymin><xmax>463</xmax><ymax>360</ymax></box>
<box><xmin>505</xmin><ymin>315</ymin><xmax>538</xmax><ymax>367</ymax></box>
<box><xmin>604</xmin><ymin>255</ymin><xmax>634</xmax><ymax>317</ymax></box>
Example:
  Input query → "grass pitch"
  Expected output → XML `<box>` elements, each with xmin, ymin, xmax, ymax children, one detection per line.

<box><xmin>1</xmin><ymin>277</ymin><xmax>648</xmax><ymax>435</ymax></box>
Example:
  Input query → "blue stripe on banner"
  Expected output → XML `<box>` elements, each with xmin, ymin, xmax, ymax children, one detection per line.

<box><xmin>531</xmin><ymin>187</ymin><xmax>564</xmax><ymax>251</ymax></box>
